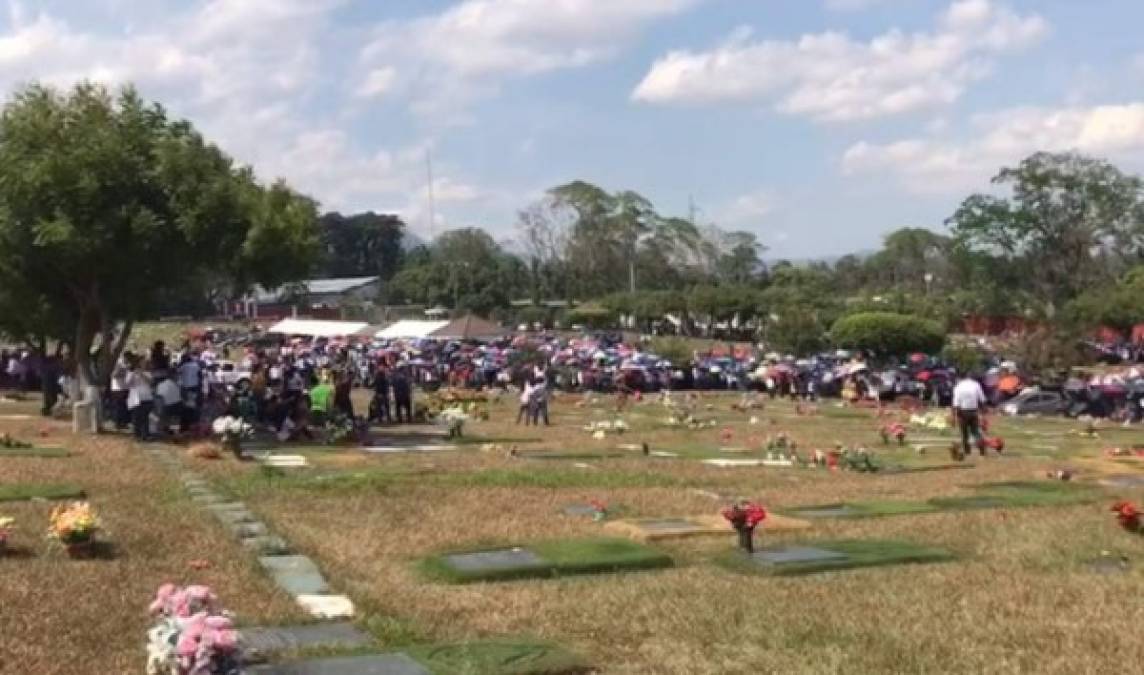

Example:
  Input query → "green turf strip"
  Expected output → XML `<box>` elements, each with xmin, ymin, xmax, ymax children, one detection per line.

<box><xmin>405</xmin><ymin>640</ymin><xmax>590</xmax><ymax>675</ymax></box>
<box><xmin>0</xmin><ymin>446</ymin><xmax>70</xmax><ymax>458</ymax></box>
<box><xmin>785</xmin><ymin>481</ymin><xmax>1100</xmax><ymax>519</ymax></box>
<box><xmin>717</xmin><ymin>539</ymin><xmax>955</xmax><ymax>577</ymax></box>
<box><xmin>420</xmin><ymin>537</ymin><xmax>673</xmax><ymax>584</ymax></box>
<box><xmin>0</xmin><ymin>483</ymin><xmax>85</xmax><ymax>502</ymax></box>
<box><xmin>518</xmin><ymin>451</ymin><xmax>629</xmax><ymax>461</ymax></box>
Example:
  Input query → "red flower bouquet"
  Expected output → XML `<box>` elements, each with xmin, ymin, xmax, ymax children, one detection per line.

<box><xmin>1111</xmin><ymin>501</ymin><xmax>1141</xmax><ymax>532</ymax></box>
<box><xmin>721</xmin><ymin>502</ymin><xmax>768</xmax><ymax>553</ymax></box>
<box><xmin>880</xmin><ymin>422</ymin><xmax>907</xmax><ymax>446</ymax></box>
<box><xmin>984</xmin><ymin>436</ymin><xmax>1005</xmax><ymax>453</ymax></box>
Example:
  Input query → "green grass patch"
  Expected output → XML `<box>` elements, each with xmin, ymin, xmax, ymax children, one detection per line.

<box><xmin>785</xmin><ymin>481</ymin><xmax>1100</xmax><ymax>519</ymax></box>
<box><xmin>406</xmin><ymin>640</ymin><xmax>590</xmax><ymax>675</ymax></box>
<box><xmin>717</xmin><ymin>539</ymin><xmax>955</xmax><ymax>577</ymax></box>
<box><xmin>785</xmin><ymin>500</ymin><xmax>940</xmax><ymax>519</ymax></box>
<box><xmin>0</xmin><ymin>483</ymin><xmax>85</xmax><ymax>502</ymax></box>
<box><xmin>227</xmin><ymin>467</ymin><xmax>688</xmax><ymax>498</ymax></box>
<box><xmin>0</xmin><ymin>446</ymin><xmax>70</xmax><ymax>458</ymax></box>
<box><xmin>518</xmin><ymin>451</ymin><xmax>630</xmax><ymax>461</ymax></box>
<box><xmin>419</xmin><ymin>537</ymin><xmax>673</xmax><ymax>584</ymax></box>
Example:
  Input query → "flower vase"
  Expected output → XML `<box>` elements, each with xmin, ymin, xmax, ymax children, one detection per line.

<box><xmin>65</xmin><ymin>538</ymin><xmax>95</xmax><ymax>559</ymax></box>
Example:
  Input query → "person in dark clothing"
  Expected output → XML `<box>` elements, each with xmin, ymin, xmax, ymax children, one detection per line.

<box><xmin>372</xmin><ymin>364</ymin><xmax>392</xmax><ymax>423</ymax></box>
<box><xmin>40</xmin><ymin>354</ymin><xmax>60</xmax><ymax>417</ymax></box>
<box><xmin>391</xmin><ymin>368</ymin><xmax>413</xmax><ymax>423</ymax></box>
<box><xmin>333</xmin><ymin>370</ymin><xmax>354</xmax><ymax>419</ymax></box>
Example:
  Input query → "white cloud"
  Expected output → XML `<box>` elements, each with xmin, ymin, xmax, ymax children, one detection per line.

<box><xmin>0</xmin><ymin>1</ymin><xmax>503</xmax><ymax>222</ymax></box>
<box><xmin>632</xmin><ymin>0</ymin><xmax>1048</xmax><ymax>122</ymax></box>
<box><xmin>825</xmin><ymin>0</ymin><xmax>895</xmax><ymax>11</ymax></box>
<box><xmin>355</xmin><ymin>67</ymin><xmax>397</xmax><ymax>99</ymax></box>
<box><xmin>357</xmin><ymin>0</ymin><xmax>702</xmax><ymax>120</ymax></box>
<box><xmin>842</xmin><ymin>102</ymin><xmax>1144</xmax><ymax>193</ymax></box>
<box><xmin>716</xmin><ymin>188</ymin><xmax>777</xmax><ymax>226</ymax></box>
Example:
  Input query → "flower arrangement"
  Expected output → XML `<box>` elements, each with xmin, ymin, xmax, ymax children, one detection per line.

<box><xmin>324</xmin><ymin>414</ymin><xmax>359</xmax><ymax>445</ymax></box>
<box><xmin>436</xmin><ymin>407</ymin><xmax>468</xmax><ymax>439</ymax></box>
<box><xmin>423</xmin><ymin>389</ymin><xmax>490</xmax><ymax>421</ymax></box>
<box><xmin>840</xmin><ymin>446</ymin><xmax>882</xmax><ymax>473</ymax></box>
<box><xmin>47</xmin><ymin>501</ymin><xmax>100</xmax><ymax>556</ymax></box>
<box><xmin>1111</xmin><ymin>501</ymin><xmax>1141</xmax><ymax>533</ymax></box>
<box><xmin>589</xmin><ymin>499</ymin><xmax>608</xmax><ymax>522</ymax></box>
<box><xmin>0</xmin><ymin>516</ymin><xmax>14</xmax><ymax>551</ymax></box>
<box><xmin>879</xmin><ymin>422</ymin><xmax>907</xmax><ymax>446</ymax></box>
<box><xmin>909</xmin><ymin>412</ymin><xmax>950</xmax><ymax>431</ymax></box>
<box><xmin>146</xmin><ymin>584</ymin><xmax>241</xmax><ymax>675</ymax></box>
<box><xmin>766</xmin><ymin>431</ymin><xmax>796</xmax><ymax>451</ymax></box>
<box><xmin>584</xmin><ymin>419</ymin><xmax>629</xmax><ymax>438</ymax></box>
<box><xmin>721</xmin><ymin>501</ymin><xmax>767</xmax><ymax>553</ymax></box>
<box><xmin>211</xmin><ymin>416</ymin><xmax>253</xmax><ymax>458</ymax></box>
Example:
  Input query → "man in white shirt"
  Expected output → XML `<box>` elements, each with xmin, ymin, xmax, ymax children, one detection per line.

<box><xmin>952</xmin><ymin>373</ymin><xmax>988</xmax><ymax>460</ymax></box>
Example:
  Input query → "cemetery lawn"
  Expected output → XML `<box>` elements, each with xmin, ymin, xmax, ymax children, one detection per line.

<box><xmin>209</xmin><ymin>393</ymin><xmax>1144</xmax><ymax>674</ymax></box>
<box><xmin>0</xmin><ymin>406</ymin><xmax>304</xmax><ymax>675</ymax></box>
<box><xmin>6</xmin><ymin>392</ymin><xmax>1144</xmax><ymax>673</ymax></box>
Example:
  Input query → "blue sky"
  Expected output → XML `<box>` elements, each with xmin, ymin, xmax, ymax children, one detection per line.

<box><xmin>3</xmin><ymin>0</ymin><xmax>1144</xmax><ymax>257</ymax></box>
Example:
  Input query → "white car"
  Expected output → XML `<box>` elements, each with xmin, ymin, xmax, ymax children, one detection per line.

<box><xmin>209</xmin><ymin>361</ymin><xmax>253</xmax><ymax>389</ymax></box>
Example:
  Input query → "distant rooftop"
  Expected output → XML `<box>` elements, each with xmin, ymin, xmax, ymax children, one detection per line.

<box><xmin>251</xmin><ymin>276</ymin><xmax>379</xmax><ymax>303</ymax></box>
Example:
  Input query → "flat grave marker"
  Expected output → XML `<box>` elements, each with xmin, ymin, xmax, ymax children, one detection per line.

<box><xmin>241</xmin><ymin>622</ymin><xmax>372</xmax><ymax>663</ymax></box>
<box><xmin>561</xmin><ymin>503</ymin><xmax>601</xmax><ymax>517</ymax></box>
<box><xmin>1099</xmin><ymin>474</ymin><xmax>1144</xmax><ymax>489</ymax></box>
<box><xmin>296</xmin><ymin>594</ymin><xmax>355</xmax><ymax>620</ymax></box>
<box><xmin>259</xmin><ymin>555</ymin><xmax>330</xmax><ymax>596</ymax></box>
<box><xmin>702</xmin><ymin>458</ymin><xmax>764</xmax><ymax>468</ymax></box>
<box><xmin>605</xmin><ymin>514</ymin><xmax>810</xmax><ymax>542</ymax></box>
<box><xmin>442</xmin><ymin>548</ymin><xmax>544</xmax><ymax>573</ymax></box>
<box><xmin>751</xmin><ymin>546</ymin><xmax>849</xmax><ymax>566</ymax></box>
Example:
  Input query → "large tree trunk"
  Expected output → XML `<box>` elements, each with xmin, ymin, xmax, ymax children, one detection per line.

<box><xmin>73</xmin><ymin>305</ymin><xmax>101</xmax><ymax>433</ymax></box>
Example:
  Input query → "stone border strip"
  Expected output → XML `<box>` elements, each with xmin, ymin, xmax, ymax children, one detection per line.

<box><xmin>142</xmin><ymin>444</ymin><xmax>355</xmax><ymax>620</ymax></box>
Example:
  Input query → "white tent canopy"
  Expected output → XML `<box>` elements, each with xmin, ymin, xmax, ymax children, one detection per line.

<box><xmin>267</xmin><ymin>318</ymin><xmax>369</xmax><ymax>338</ymax></box>
<box><xmin>375</xmin><ymin>320</ymin><xmax>448</xmax><ymax>340</ymax></box>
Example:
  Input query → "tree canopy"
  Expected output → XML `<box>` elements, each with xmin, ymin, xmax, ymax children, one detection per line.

<box><xmin>0</xmin><ymin>82</ymin><xmax>319</xmax><ymax>398</ymax></box>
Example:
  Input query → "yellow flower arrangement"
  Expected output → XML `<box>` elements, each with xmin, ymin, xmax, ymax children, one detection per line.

<box><xmin>0</xmin><ymin>515</ymin><xmax>14</xmax><ymax>545</ymax></box>
<box><xmin>47</xmin><ymin>501</ymin><xmax>100</xmax><ymax>544</ymax></box>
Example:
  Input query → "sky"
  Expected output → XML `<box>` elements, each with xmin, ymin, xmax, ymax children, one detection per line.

<box><xmin>2</xmin><ymin>0</ymin><xmax>1143</xmax><ymax>258</ymax></box>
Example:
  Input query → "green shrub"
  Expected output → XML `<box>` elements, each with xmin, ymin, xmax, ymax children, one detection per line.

<box><xmin>830</xmin><ymin>312</ymin><xmax>945</xmax><ymax>357</ymax></box>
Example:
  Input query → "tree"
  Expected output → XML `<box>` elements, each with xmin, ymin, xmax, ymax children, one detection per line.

<box><xmin>0</xmin><ymin>83</ymin><xmax>319</xmax><ymax>425</ymax></box>
<box><xmin>317</xmin><ymin>212</ymin><xmax>405</xmax><ymax>281</ymax></box>
<box><xmin>387</xmin><ymin>228</ymin><xmax>526</xmax><ymax>315</ymax></box>
<box><xmin>829</xmin><ymin>312</ymin><xmax>946</xmax><ymax>357</ymax></box>
<box><xmin>948</xmin><ymin>152</ymin><xmax>1144</xmax><ymax>315</ymax></box>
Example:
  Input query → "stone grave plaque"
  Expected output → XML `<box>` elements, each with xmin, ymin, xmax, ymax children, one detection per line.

<box><xmin>562</xmin><ymin>503</ymin><xmax>599</xmax><ymax>517</ymax></box>
<box><xmin>296</xmin><ymin>594</ymin><xmax>356</xmax><ymax>619</ymax></box>
<box><xmin>1085</xmin><ymin>554</ymin><xmax>1130</xmax><ymax>575</ymax></box>
<box><xmin>793</xmin><ymin>505</ymin><xmax>858</xmax><ymax>518</ymax></box>
<box><xmin>751</xmin><ymin>546</ymin><xmax>849</xmax><ymax>566</ymax></box>
<box><xmin>241</xmin><ymin>622</ymin><xmax>371</xmax><ymax>662</ymax></box>
<box><xmin>1100</xmin><ymin>475</ymin><xmax>1144</xmax><ymax>489</ymax></box>
<box><xmin>443</xmin><ymin>548</ymin><xmax>544</xmax><ymax>573</ymax></box>
<box><xmin>246</xmin><ymin>653</ymin><xmax>429</xmax><ymax>675</ymax></box>
<box><xmin>259</xmin><ymin>555</ymin><xmax>330</xmax><ymax>596</ymax></box>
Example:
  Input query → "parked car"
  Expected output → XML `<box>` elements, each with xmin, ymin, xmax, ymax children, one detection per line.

<box><xmin>208</xmin><ymin>361</ymin><xmax>252</xmax><ymax>389</ymax></box>
<box><xmin>1000</xmin><ymin>390</ymin><xmax>1068</xmax><ymax>416</ymax></box>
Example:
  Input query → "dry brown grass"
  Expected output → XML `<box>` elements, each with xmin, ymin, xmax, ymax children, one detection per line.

<box><xmin>0</xmin><ymin>402</ymin><xmax>303</xmax><ymax>675</ymax></box>
<box><xmin>206</xmin><ymin>394</ymin><xmax>1144</xmax><ymax>674</ymax></box>
<box><xmin>5</xmin><ymin>392</ymin><xmax>1144</xmax><ymax>674</ymax></box>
